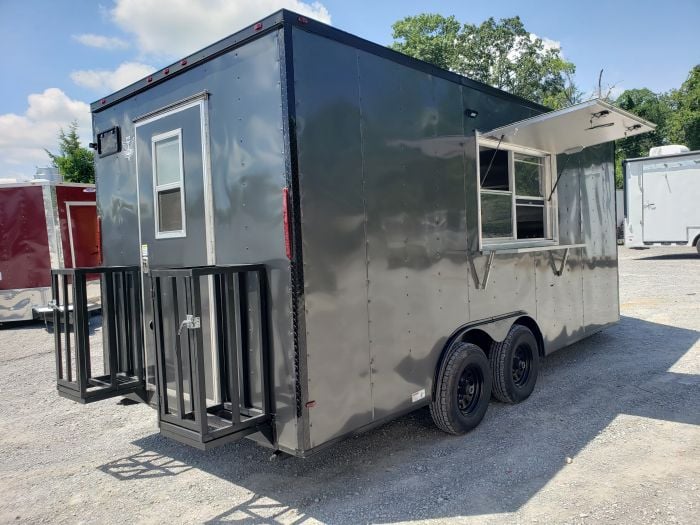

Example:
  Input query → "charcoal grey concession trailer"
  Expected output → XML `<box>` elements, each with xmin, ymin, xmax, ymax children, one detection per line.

<box><xmin>51</xmin><ymin>10</ymin><xmax>654</xmax><ymax>455</ymax></box>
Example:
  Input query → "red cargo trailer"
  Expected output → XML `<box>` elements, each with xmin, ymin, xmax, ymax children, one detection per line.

<box><xmin>0</xmin><ymin>181</ymin><xmax>101</xmax><ymax>323</ymax></box>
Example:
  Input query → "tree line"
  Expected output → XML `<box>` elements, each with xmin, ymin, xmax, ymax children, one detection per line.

<box><xmin>390</xmin><ymin>13</ymin><xmax>699</xmax><ymax>186</ymax></box>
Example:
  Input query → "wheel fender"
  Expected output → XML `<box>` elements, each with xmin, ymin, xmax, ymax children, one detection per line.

<box><xmin>476</xmin><ymin>316</ymin><xmax>517</xmax><ymax>343</ymax></box>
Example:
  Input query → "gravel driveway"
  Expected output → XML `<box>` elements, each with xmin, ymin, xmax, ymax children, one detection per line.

<box><xmin>0</xmin><ymin>246</ymin><xmax>698</xmax><ymax>524</ymax></box>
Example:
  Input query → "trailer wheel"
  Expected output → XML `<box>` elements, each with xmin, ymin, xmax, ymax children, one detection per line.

<box><xmin>489</xmin><ymin>324</ymin><xmax>539</xmax><ymax>403</ymax></box>
<box><xmin>430</xmin><ymin>342</ymin><xmax>492</xmax><ymax>435</ymax></box>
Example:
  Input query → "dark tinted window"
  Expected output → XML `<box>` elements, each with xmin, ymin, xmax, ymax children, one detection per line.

<box><xmin>158</xmin><ymin>188</ymin><xmax>183</xmax><ymax>232</ymax></box>
<box><xmin>516</xmin><ymin>205</ymin><xmax>545</xmax><ymax>239</ymax></box>
<box><xmin>479</xmin><ymin>148</ymin><xmax>509</xmax><ymax>191</ymax></box>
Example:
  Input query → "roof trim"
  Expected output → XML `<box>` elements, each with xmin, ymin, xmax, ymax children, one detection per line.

<box><xmin>623</xmin><ymin>149</ymin><xmax>700</xmax><ymax>163</ymax></box>
<box><xmin>91</xmin><ymin>9</ymin><xmax>548</xmax><ymax>114</ymax></box>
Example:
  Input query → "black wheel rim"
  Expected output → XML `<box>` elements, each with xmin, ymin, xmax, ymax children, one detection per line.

<box><xmin>457</xmin><ymin>364</ymin><xmax>483</xmax><ymax>415</ymax></box>
<box><xmin>512</xmin><ymin>343</ymin><xmax>532</xmax><ymax>387</ymax></box>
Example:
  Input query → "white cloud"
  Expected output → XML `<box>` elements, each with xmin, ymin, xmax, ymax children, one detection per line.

<box><xmin>0</xmin><ymin>89</ymin><xmax>91</xmax><ymax>179</ymax></box>
<box><xmin>531</xmin><ymin>34</ymin><xmax>561</xmax><ymax>53</ymax></box>
<box><xmin>73</xmin><ymin>33</ymin><xmax>130</xmax><ymax>50</ymax></box>
<box><xmin>70</xmin><ymin>61</ymin><xmax>155</xmax><ymax>93</ymax></box>
<box><xmin>110</xmin><ymin>0</ymin><xmax>331</xmax><ymax>58</ymax></box>
<box><xmin>505</xmin><ymin>33</ymin><xmax>563</xmax><ymax>63</ymax></box>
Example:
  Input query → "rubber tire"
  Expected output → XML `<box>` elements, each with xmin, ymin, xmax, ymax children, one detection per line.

<box><xmin>430</xmin><ymin>342</ymin><xmax>492</xmax><ymax>435</ymax></box>
<box><xmin>490</xmin><ymin>324</ymin><xmax>539</xmax><ymax>403</ymax></box>
<box><xmin>696</xmin><ymin>239</ymin><xmax>700</xmax><ymax>255</ymax></box>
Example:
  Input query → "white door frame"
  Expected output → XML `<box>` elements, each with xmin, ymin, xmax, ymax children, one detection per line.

<box><xmin>133</xmin><ymin>93</ymin><xmax>218</xmax><ymax>397</ymax></box>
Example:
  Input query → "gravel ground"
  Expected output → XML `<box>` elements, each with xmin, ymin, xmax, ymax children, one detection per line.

<box><xmin>0</xmin><ymin>246</ymin><xmax>698</xmax><ymax>524</ymax></box>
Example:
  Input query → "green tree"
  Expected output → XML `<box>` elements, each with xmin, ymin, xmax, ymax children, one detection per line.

<box><xmin>46</xmin><ymin>121</ymin><xmax>95</xmax><ymax>183</ymax></box>
<box><xmin>613</xmin><ymin>88</ymin><xmax>673</xmax><ymax>187</ymax></box>
<box><xmin>390</xmin><ymin>14</ymin><xmax>580</xmax><ymax>108</ymax></box>
<box><xmin>390</xmin><ymin>13</ymin><xmax>461</xmax><ymax>71</ymax></box>
<box><xmin>668</xmin><ymin>65</ymin><xmax>700</xmax><ymax>150</ymax></box>
<box><xmin>615</xmin><ymin>88</ymin><xmax>673</xmax><ymax>157</ymax></box>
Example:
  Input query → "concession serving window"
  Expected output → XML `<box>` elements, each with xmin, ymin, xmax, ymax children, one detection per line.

<box><xmin>476</xmin><ymin>98</ymin><xmax>656</xmax><ymax>252</ymax></box>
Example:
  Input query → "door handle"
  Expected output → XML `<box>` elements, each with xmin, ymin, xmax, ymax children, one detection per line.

<box><xmin>178</xmin><ymin>314</ymin><xmax>201</xmax><ymax>336</ymax></box>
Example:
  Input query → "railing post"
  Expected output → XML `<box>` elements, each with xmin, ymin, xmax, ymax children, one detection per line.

<box><xmin>191</xmin><ymin>275</ymin><xmax>209</xmax><ymax>440</ymax></box>
<box><xmin>131</xmin><ymin>271</ymin><xmax>144</xmax><ymax>384</ymax></box>
<box><xmin>257</xmin><ymin>269</ymin><xmax>272</xmax><ymax>417</ymax></box>
<box><xmin>172</xmin><ymin>277</ymin><xmax>186</xmax><ymax>420</ymax></box>
<box><xmin>74</xmin><ymin>270</ymin><xmax>90</xmax><ymax>397</ymax></box>
<box><xmin>104</xmin><ymin>272</ymin><xmax>118</xmax><ymax>386</ymax></box>
<box><xmin>152</xmin><ymin>274</ymin><xmax>169</xmax><ymax>417</ymax></box>
<box><xmin>223</xmin><ymin>272</ymin><xmax>241</xmax><ymax>424</ymax></box>
<box><xmin>62</xmin><ymin>275</ymin><xmax>71</xmax><ymax>383</ymax></box>
<box><xmin>52</xmin><ymin>273</ymin><xmax>62</xmax><ymax>381</ymax></box>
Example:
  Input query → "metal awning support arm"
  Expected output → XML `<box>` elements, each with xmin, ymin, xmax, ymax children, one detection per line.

<box><xmin>548</xmin><ymin>247</ymin><xmax>570</xmax><ymax>276</ymax></box>
<box><xmin>468</xmin><ymin>251</ymin><xmax>496</xmax><ymax>290</ymax></box>
<box><xmin>548</xmin><ymin>154</ymin><xmax>572</xmax><ymax>202</ymax></box>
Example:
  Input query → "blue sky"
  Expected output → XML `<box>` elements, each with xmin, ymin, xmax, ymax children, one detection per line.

<box><xmin>0</xmin><ymin>0</ymin><xmax>698</xmax><ymax>179</ymax></box>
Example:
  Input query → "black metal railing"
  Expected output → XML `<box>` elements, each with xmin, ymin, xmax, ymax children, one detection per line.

<box><xmin>51</xmin><ymin>266</ymin><xmax>145</xmax><ymax>403</ymax></box>
<box><xmin>150</xmin><ymin>264</ymin><xmax>272</xmax><ymax>450</ymax></box>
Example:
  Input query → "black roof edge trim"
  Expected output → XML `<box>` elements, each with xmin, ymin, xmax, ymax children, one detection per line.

<box><xmin>91</xmin><ymin>11</ymin><xmax>286</xmax><ymax>112</ymax></box>
<box><xmin>92</xmin><ymin>8</ymin><xmax>548</xmax><ymax>114</ymax></box>
<box><xmin>282</xmin><ymin>10</ymin><xmax>548</xmax><ymax>113</ymax></box>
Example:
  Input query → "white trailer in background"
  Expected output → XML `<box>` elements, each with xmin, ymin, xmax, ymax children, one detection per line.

<box><xmin>623</xmin><ymin>149</ymin><xmax>700</xmax><ymax>254</ymax></box>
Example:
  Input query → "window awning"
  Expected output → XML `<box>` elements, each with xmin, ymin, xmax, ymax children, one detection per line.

<box><xmin>481</xmin><ymin>99</ymin><xmax>656</xmax><ymax>155</ymax></box>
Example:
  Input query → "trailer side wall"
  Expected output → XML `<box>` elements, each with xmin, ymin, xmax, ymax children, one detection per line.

<box><xmin>292</xmin><ymin>27</ymin><xmax>617</xmax><ymax>449</ymax></box>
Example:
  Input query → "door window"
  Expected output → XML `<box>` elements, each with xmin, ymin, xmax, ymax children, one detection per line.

<box><xmin>152</xmin><ymin>129</ymin><xmax>186</xmax><ymax>237</ymax></box>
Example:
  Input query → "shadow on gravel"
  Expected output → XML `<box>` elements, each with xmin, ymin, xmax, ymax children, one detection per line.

<box><xmin>636</xmin><ymin>253</ymin><xmax>699</xmax><ymax>261</ymax></box>
<box><xmin>0</xmin><ymin>319</ymin><xmax>44</xmax><ymax>331</ymax></box>
<box><xmin>98</xmin><ymin>316</ymin><xmax>699</xmax><ymax>523</ymax></box>
<box><xmin>43</xmin><ymin>313</ymin><xmax>102</xmax><ymax>336</ymax></box>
